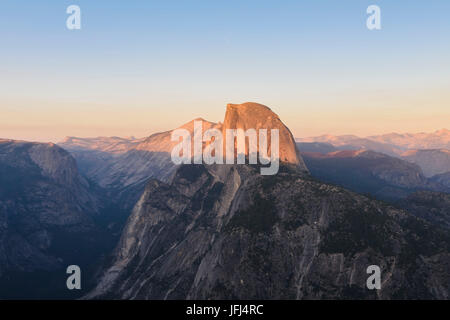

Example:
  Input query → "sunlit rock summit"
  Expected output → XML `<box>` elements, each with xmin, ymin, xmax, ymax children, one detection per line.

<box><xmin>222</xmin><ymin>102</ymin><xmax>308</xmax><ymax>172</ymax></box>
<box><xmin>60</xmin><ymin>102</ymin><xmax>308</xmax><ymax>190</ymax></box>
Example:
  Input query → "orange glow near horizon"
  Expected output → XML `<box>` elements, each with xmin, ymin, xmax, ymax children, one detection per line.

<box><xmin>1</xmin><ymin>84</ymin><xmax>449</xmax><ymax>143</ymax></box>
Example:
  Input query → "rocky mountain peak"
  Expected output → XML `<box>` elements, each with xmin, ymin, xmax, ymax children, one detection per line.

<box><xmin>222</xmin><ymin>102</ymin><xmax>308</xmax><ymax>171</ymax></box>
<box><xmin>177</xmin><ymin>118</ymin><xmax>219</xmax><ymax>133</ymax></box>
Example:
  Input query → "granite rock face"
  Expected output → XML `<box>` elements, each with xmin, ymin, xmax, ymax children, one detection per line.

<box><xmin>59</xmin><ymin>119</ymin><xmax>219</xmax><ymax>218</ymax></box>
<box><xmin>85</xmin><ymin>104</ymin><xmax>449</xmax><ymax>300</ymax></box>
<box><xmin>86</xmin><ymin>163</ymin><xmax>450</xmax><ymax>300</ymax></box>
<box><xmin>61</xmin><ymin>103</ymin><xmax>309</xmax><ymax>190</ymax></box>
<box><xmin>59</xmin><ymin>102</ymin><xmax>308</xmax><ymax>212</ymax></box>
<box><xmin>0</xmin><ymin>140</ymin><xmax>100</xmax><ymax>282</ymax></box>
<box><xmin>399</xmin><ymin>191</ymin><xmax>450</xmax><ymax>230</ymax></box>
<box><xmin>223</xmin><ymin>102</ymin><xmax>308</xmax><ymax>172</ymax></box>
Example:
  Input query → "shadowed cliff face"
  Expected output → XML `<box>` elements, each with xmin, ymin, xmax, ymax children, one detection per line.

<box><xmin>0</xmin><ymin>139</ymin><xmax>116</xmax><ymax>298</ymax></box>
<box><xmin>86</xmin><ymin>163</ymin><xmax>450</xmax><ymax>300</ymax></box>
<box><xmin>301</xmin><ymin>150</ymin><xmax>449</xmax><ymax>202</ymax></box>
<box><xmin>399</xmin><ymin>191</ymin><xmax>450</xmax><ymax>230</ymax></box>
<box><xmin>401</xmin><ymin>149</ymin><xmax>450</xmax><ymax>177</ymax></box>
<box><xmin>431</xmin><ymin>172</ymin><xmax>450</xmax><ymax>188</ymax></box>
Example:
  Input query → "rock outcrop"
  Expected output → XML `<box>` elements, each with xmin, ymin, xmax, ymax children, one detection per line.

<box><xmin>59</xmin><ymin>103</ymin><xmax>308</xmax><ymax>211</ymax></box>
<box><xmin>86</xmin><ymin>106</ymin><xmax>449</xmax><ymax>300</ymax></box>
<box><xmin>60</xmin><ymin>103</ymin><xmax>308</xmax><ymax>190</ymax></box>
<box><xmin>222</xmin><ymin>102</ymin><xmax>308</xmax><ymax>172</ymax></box>
<box><xmin>0</xmin><ymin>139</ymin><xmax>109</xmax><ymax>298</ymax></box>
<box><xmin>86</xmin><ymin>163</ymin><xmax>450</xmax><ymax>299</ymax></box>
<box><xmin>399</xmin><ymin>191</ymin><xmax>450</xmax><ymax>230</ymax></box>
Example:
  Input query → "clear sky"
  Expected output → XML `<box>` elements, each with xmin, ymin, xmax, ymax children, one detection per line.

<box><xmin>0</xmin><ymin>0</ymin><xmax>449</xmax><ymax>142</ymax></box>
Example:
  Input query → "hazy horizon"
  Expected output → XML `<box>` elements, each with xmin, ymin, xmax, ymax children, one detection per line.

<box><xmin>1</xmin><ymin>1</ymin><xmax>449</xmax><ymax>142</ymax></box>
<box><xmin>1</xmin><ymin>115</ymin><xmax>448</xmax><ymax>145</ymax></box>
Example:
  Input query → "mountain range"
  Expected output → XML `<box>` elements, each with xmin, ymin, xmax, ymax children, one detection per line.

<box><xmin>301</xmin><ymin>149</ymin><xmax>449</xmax><ymax>201</ymax></box>
<box><xmin>297</xmin><ymin>131</ymin><xmax>450</xmax><ymax>187</ymax></box>
<box><xmin>297</xmin><ymin>129</ymin><xmax>450</xmax><ymax>153</ymax></box>
<box><xmin>82</xmin><ymin>104</ymin><xmax>449</xmax><ymax>299</ymax></box>
<box><xmin>0</xmin><ymin>103</ymin><xmax>449</xmax><ymax>299</ymax></box>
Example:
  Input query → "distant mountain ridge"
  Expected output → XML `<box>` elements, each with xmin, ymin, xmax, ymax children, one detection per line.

<box><xmin>301</xmin><ymin>149</ymin><xmax>449</xmax><ymax>202</ymax></box>
<box><xmin>368</xmin><ymin>129</ymin><xmax>450</xmax><ymax>150</ymax></box>
<box><xmin>59</xmin><ymin>119</ymin><xmax>219</xmax><ymax>192</ymax></box>
<box><xmin>297</xmin><ymin>129</ymin><xmax>450</xmax><ymax>177</ymax></box>
<box><xmin>400</xmin><ymin>149</ymin><xmax>450</xmax><ymax>177</ymax></box>
<box><xmin>297</xmin><ymin>129</ymin><xmax>450</xmax><ymax>152</ymax></box>
<box><xmin>60</xmin><ymin>136</ymin><xmax>144</xmax><ymax>154</ymax></box>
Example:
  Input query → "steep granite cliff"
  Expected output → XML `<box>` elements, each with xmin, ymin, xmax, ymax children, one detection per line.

<box><xmin>87</xmin><ymin>163</ymin><xmax>450</xmax><ymax>299</ymax></box>
<box><xmin>86</xmin><ymin>105</ymin><xmax>449</xmax><ymax>300</ymax></box>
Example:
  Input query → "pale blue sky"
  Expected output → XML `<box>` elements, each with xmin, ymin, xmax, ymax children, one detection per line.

<box><xmin>0</xmin><ymin>1</ymin><xmax>449</xmax><ymax>142</ymax></box>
